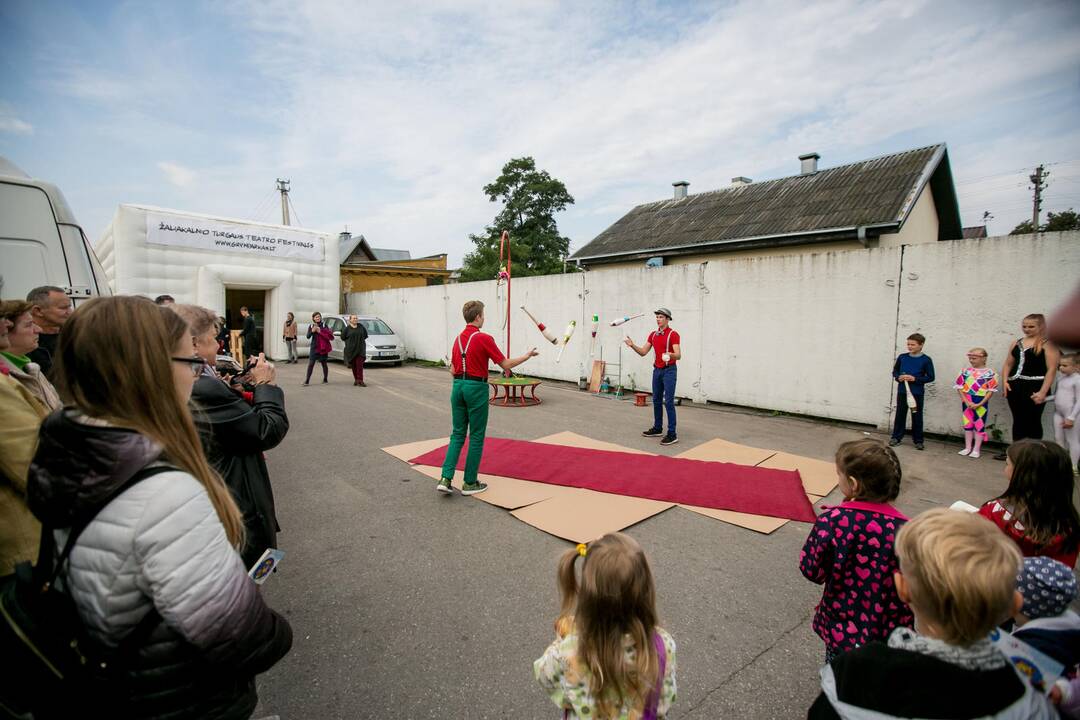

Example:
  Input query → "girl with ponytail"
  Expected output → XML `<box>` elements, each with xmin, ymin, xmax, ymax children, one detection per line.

<box><xmin>534</xmin><ymin>532</ymin><xmax>677</xmax><ymax>719</ymax></box>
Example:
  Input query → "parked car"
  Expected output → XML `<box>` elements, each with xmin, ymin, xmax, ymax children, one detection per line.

<box><xmin>315</xmin><ymin>314</ymin><xmax>407</xmax><ymax>366</ymax></box>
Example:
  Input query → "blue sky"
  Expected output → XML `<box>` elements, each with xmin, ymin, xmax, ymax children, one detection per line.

<box><xmin>2</xmin><ymin>0</ymin><xmax>1079</xmax><ymax>266</ymax></box>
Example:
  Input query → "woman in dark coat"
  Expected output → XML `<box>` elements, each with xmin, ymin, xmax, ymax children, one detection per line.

<box><xmin>174</xmin><ymin>304</ymin><xmax>289</xmax><ymax>568</ymax></box>
<box><xmin>305</xmin><ymin>312</ymin><xmax>333</xmax><ymax>386</ymax></box>
<box><xmin>342</xmin><ymin>314</ymin><xmax>368</xmax><ymax>386</ymax></box>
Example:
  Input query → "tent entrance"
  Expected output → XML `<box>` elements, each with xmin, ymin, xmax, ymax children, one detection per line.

<box><xmin>225</xmin><ymin>287</ymin><xmax>269</xmax><ymax>362</ymax></box>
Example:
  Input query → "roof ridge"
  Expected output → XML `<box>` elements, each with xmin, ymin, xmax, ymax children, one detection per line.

<box><xmin>633</xmin><ymin>142</ymin><xmax>946</xmax><ymax>209</ymax></box>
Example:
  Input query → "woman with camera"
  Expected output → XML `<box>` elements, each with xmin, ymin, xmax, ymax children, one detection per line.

<box><xmin>171</xmin><ymin>303</ymin><xmax>289</xmax><ymax>569</ymax></box>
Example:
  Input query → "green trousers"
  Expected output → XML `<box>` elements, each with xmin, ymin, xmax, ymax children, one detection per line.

<box><xmin>441</xmin><ymin>379</ymin><xmax>490</xmax><ymax>485</ymax></box>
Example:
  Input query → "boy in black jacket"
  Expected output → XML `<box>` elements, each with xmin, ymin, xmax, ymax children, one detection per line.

<box><xmin>809</xmin><ymin>508</ymin><xmax>1057</xmax><ymax>719</ymax></box>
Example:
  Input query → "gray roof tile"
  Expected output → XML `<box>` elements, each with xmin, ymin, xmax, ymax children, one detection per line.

<box><xmin>572</xmin><ymin>144</ymin><xmax>961</xmax><ymax>262</ymax></box>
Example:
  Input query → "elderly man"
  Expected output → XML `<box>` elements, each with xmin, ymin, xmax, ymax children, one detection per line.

<box><xmin>26</xmin><ymin>285</ymin><xmax>73</xmax><ymax>376</ymax></box>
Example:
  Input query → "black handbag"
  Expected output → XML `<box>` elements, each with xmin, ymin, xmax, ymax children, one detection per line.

<box><xmin>0</xmin><ymin>465</ymin><xmax>174</xmax><ymax>718</ymax></box>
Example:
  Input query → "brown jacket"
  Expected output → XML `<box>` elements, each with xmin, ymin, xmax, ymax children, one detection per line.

<box><xmin>283</xmin><ymin>320</ymin><xmax>297</xmax><ymax>340</ymax></box>
<box><xmin>0</xmin><ymin>355</ymin><xmax>62</xmax><ymax>412</ymax></box>
<box><xmin>0</xmin><ymin>371</ymin><xmax>48</xmax><ymax>575</ymax></box>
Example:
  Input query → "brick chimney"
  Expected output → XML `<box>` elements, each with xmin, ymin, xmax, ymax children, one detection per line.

<box><xmin>672</xmin><ymin>181</ymin><xmax>689</xmax><ymax>200</ymax></box>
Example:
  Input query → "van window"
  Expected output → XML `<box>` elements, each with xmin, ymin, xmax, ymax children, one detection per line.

<box><xmin>0</xmin><ymin>181</ymin><xmax>68</xmax><ymax>298</ymax></box>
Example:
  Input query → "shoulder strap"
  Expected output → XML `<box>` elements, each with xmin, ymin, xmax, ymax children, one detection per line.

<box><xmin>44</xmin><ymin>464</ymin><xmax>179</xmax><ymax>586</ymax></box>
<box><xmin>642</xmin><ymin>632</ymin><xmax>667</xmax><ymax>720</ymax></box>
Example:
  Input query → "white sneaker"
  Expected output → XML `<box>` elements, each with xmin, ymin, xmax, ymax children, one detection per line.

<box><xmin>970</xmin><ymin>451</ymin><xmax>981</xmax><ymax>459</ymax></box>
<box><xmin>958</xmin><ymin>448</ymin><xmax>971</xmax><ymax>456</ymax></box>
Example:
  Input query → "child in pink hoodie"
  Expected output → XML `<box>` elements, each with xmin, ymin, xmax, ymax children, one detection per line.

<box><xmin>800</xmin><ymin>439</ymin><xmax>914</xmax><ymax>663</ymax></box>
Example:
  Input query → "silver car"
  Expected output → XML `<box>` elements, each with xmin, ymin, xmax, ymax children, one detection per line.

<box><xmin>319</xmin><ymin>314</ymin><xmax>407</xmax><ymax>366</ymax></box>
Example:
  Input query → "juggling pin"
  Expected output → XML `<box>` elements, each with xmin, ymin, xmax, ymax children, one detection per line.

<box><xmin>520</xmin><ymin>306</ymin><xmax>558</xmax><ymax>345</ymax></box>
<box><xmin>609</xmin><ymin>312</ymin><xmax>645</xmax><ymax>327</ymax></box>
<box><xmin>588</xmin><ymin>314</ymin><xmax>599</xmax><ymax>356</ymax></box>
<box><xmin>555</xmin><ymin>320</ymin><xmax>577</xmax><ymax>363</ymax></box>
<box><xmin>904</xmin><ymin>381</ymin><xmax>918</xmax><ymax>412</ymax></box>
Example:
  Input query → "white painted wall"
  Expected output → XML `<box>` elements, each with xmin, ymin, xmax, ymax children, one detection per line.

<box><xmin>348</xmin><ymin>232</ymin><xmax>1080</xmax><ymax>438</ymax></box>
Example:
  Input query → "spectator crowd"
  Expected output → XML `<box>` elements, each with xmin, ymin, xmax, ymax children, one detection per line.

<box><xmin>2</xmin><ymin>288</ymin><xmax>1079</xmax><ymax>719</ymax></box>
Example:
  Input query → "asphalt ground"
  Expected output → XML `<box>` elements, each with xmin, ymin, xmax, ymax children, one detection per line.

<box><xmin>253</xmin><ymin>359</ymin><xmax>1003</xmax><ymax>719</ymax></box>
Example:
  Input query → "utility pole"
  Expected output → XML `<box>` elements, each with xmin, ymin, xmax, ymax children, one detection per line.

<box><xmin>276</xmin><ymin>178</ymin><xmax>291</xmax><ymax>226</ymax></box>
<box><xmin>1029</xmin><ymin>165</ymin><xmax>1047</xmax><ymax>229</ymax></box>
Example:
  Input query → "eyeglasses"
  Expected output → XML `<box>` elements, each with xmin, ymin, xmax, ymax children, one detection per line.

<box><xmin>172</xmin><ymin>356</ymin><xmax>206</xmax><ymax>377</ymax></box>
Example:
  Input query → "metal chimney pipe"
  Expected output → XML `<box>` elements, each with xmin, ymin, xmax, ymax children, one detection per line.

<box><xmin>799</xmin><ymin>152</ymin><xmax>820</xmax><ymax>174</ymax></box>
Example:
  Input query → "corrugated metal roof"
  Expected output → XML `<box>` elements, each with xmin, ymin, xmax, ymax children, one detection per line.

<box><xmin>572</xmin><ymin>144</ymin><xmax>957</xmax><ymax>261</ymax></box>
<box><xmin>371</xmin><ymin>248</ymin><xmax>412</xmax><ymax>261</ymax></box>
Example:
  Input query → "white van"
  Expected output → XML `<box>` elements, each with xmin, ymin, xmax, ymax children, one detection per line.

<box><xmin>0</xmin><ymin>156</ymin><xmax>110</xmax><ymax>303</ymax></box>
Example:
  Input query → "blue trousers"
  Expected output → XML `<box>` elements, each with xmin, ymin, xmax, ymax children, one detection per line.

<box><xmin>652</xmin><ymin>365</ymin><xmax>677</xmax><ymax>434</ymax></box>
<box><xmin>891</xmin><ymin>388</ymin><xmax>924</xmax><ymax>443</ymax></box>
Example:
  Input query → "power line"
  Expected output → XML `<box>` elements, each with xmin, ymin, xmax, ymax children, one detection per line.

<box><xmin>287</xmin><ymin>194</ymin><xmax>303</xmax><ymax>228</ymax></box>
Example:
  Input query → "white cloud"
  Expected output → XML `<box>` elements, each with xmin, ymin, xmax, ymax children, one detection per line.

<box><xmin>208</xmin><ymin>0</ymin><xmax>1079</xmax><ymax>261</ymax></box>
<box><xmin>157</xmin><ymin>161</ymin><xmax>196</xmax><ymax>188</ymax></box>
<box><xmin>0</xmin><ymin>104</ymin><xmax>33</xmax><ymax>135</ymax></box>
<box><xmin>16</xmin><ymin>0</ymin><xmax>1080</xmax><ymax>258</ymax></box>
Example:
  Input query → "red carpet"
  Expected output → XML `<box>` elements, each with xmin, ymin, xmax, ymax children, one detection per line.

<box><xmin>408</xmin><ymin>437</ymin><xmax>817</xmax><ymax>523</ymax></box>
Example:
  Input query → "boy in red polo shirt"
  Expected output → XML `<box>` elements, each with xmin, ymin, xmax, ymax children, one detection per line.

<box><xmin>625</xmin><ymin>308</ymin><xmax>682</xmax><ymax>446</ymax></box>
<box><xmin>438</xmin><ymin>300</ymin><xmax>538</xmax><ymax>496</ymax></box>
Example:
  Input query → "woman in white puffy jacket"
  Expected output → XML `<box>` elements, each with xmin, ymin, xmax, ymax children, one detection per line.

<box><xmin>27</xmin><ymin>296</ymin><xmax>292</xmax><ymax>719</ymax></box>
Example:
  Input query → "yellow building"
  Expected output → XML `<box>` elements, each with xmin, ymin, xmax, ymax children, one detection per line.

<box><xmin>339</xmin><ymin>232</ymin><xmax>451</xmax><ymax>299</ymax></box>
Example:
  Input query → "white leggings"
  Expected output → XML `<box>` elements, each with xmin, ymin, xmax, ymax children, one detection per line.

<box><xmin>1055</xmin><ymin>414</ymin><xmax>1080</xmax><ymax>467</ymax></box>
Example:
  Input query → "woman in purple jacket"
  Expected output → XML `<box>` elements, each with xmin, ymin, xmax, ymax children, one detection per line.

<box><xmin>304</xmin><ymin>311</ymin><xmax>334</xmax><ymax>386</ymax></box>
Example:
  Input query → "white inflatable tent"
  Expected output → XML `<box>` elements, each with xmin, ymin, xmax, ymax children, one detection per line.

<box><xmin>96</xmin><ymin>204</ymin><xmax>340</xmax><ymax>360</ymax></box>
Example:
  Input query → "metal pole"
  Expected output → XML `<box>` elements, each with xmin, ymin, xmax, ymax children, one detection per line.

<box><xmin>1030</xmin><ymin>165</ymin><xmax>1046</xmax><ymax>229</ymax></box>
<box><xmin>277</xmin><ymin>178</ymin><xmax>291</xmax><ymax>226</ymax></box>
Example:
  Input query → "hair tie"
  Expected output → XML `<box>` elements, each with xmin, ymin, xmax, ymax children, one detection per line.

<box><xmin>576</xmin><ymin>543</ymin><xmax>588</xmax><ymax>557</ymax></box>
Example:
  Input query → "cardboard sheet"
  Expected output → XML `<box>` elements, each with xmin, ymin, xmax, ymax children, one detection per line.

<box><xmin>382</xmin><ymin>437</ymin><xmax>450</xmax><ymax>463</ymax></box>
<box><xmin>757</xmin><ymin>452</ymin><xmax>838</xmax><ymax>497</ymax></box>
<box><xmin>534</xmin><ymin>430</ymin><xmax>652</xmax><ymax>454</ymax></box>
<box><xmin>383</xmin><ymin>433</ymin><xmax>827</xmax><ymax>541</ymax></box>
<box><xmin>511</xmin><ymin>489</ymin><xmax>673</xmax><ymax>544</ymax></box>
<box><xmin>677</xmin><ymin>504</ymin><xmax>791</xmax><ymax>534</ymax></box>
<box><xmin>384</xmin><ymin>437</ymin><xmax>562</xmax><ymax>510</ymax></box>
<box><xmin>408</xmin><ymin>462</ymin><xmax>562</xmax><ymax>510</ymax></box>
<box><xmin>588</xmin><ymin>360</ymin><xmax>605</xmax><ymax>393</ymax></box>
<box><xmin>675</xmin><ymin>438</ymin><xmax>776</xmax><ymax>466</ymax></box>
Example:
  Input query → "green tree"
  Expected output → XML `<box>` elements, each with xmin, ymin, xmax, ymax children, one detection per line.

<box><xmin>1009</xmin><ymin>208</ymin><xmax>1078</xmax><ymax>235</ymax></box>
<box><xmin>1009</xmin><ymin>220</ymin><xmax>1036</xmax><ymax>235</ymax></box>
<box><xmin>1045</xmin><ymin>209</ymin><xmax>1079</xmax><ymax>232</ymax></box>
<box><xmin>459</xmin><ymin>157</ymin><xmax>575</xmax><ymax>281</ymax></box>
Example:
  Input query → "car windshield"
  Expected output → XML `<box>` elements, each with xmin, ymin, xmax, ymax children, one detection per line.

<box><xmin>361</xmin><ymin>319</ymin><xmax>393</xmax><ymax>335</ymax></box>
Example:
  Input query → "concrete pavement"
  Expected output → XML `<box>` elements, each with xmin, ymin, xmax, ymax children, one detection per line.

<box><xmin>253</xmin><ymin>360</ymin><xmax>1001</xmax><ymax>719</ymax></box>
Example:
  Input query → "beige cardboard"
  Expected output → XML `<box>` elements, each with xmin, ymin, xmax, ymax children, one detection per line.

<box><xmin>588</xmin><ymin>360</ymin><xmax>605</xmax><ymax>393</ymax></box>
<box><xmin>381</xmin><ymin>437</ymin><xmax>450</xmax><ymax>463</ymax></box>
<box><xmin>512</xmin><ymin>489</ymin><xmax>674</xmax><ymax>544</ymax></box>
<box><xmin>678</xmin><ymin>504</ymin><xmax>790</xmax><ymax>534</ymax></box>
<box><xmin>384</xmin><ymin>433</ymin><xmax>827</xmax><ymax>540</ymax></box>
<box><xmin>757</xmin><ymin>452</ymin><xmax>838</xmax><ymax>497</ymax></box>
<box><xmin>409</xmin><ymin>463</ymin><xmax>561</xmax><ymax>510</ymax></box>
<box><xmin>534</xmin><ymin>431</ymin><xmax>651</xmax><ymax>455</ymax></box>
<box><xmin>675</xmin><ymin>438</ymin><xmax>776</xmax><ymax>466</ymax></box>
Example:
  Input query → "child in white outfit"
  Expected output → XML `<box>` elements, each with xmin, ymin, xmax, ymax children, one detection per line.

<box><xmin>1054</xmin><ymin>353</ymin><xmax>1080</xmax><ymax>468</ymax></box>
